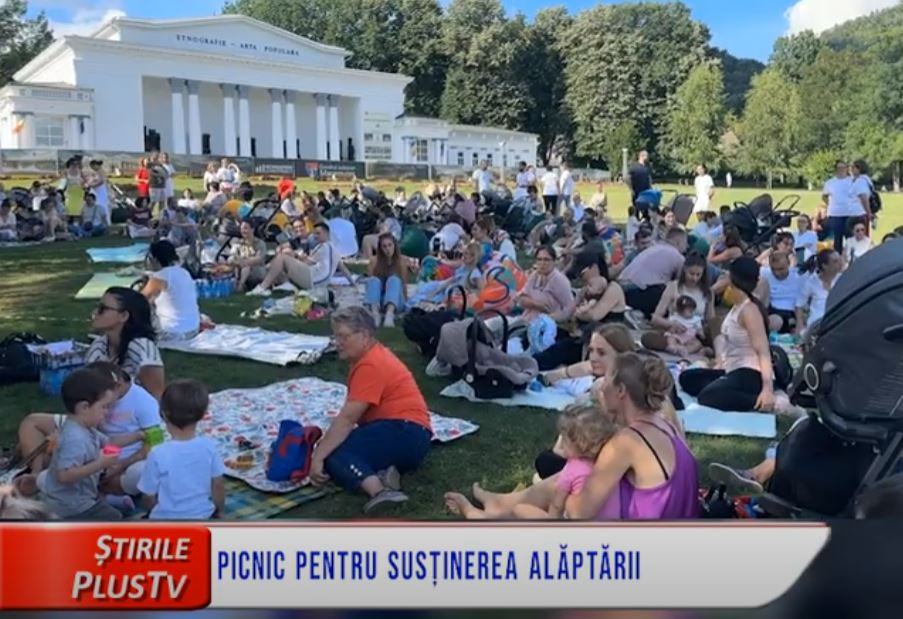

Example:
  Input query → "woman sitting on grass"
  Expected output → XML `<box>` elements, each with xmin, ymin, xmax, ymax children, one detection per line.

<box><xmin>445</xmin><ymin>353</ymin><xmax>699</xmax><ymax>520</ymax></box>
<box><xmin>310</xmin><ymin>307</ymin><xmax>433</xmax><ymax>514</ymax></box>
<box><xmin>141</xmin><ymin>240</ymin><xmax>201</xmax><ymax>341</ymax></box>
<box><xmin>364</xmin><ymin>232</ymin><xmax>410</xmax><ymax>328</ymax></box>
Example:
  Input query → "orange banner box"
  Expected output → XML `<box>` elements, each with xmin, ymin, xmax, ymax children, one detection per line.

<box><xmin>0</xmin><ymin>524</ymin><xmax>210</xmax><ymax>610</ymax></box>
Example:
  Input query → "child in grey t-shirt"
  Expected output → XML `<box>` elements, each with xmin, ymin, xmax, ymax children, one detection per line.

<box><xmin>17</xmin><ymin>368</ymin><xmax>145</xmax><ymax>520</ymax></box>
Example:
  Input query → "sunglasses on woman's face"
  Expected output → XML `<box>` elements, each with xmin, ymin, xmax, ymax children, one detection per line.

<box><xmin>95</xmin><ymin>303</ymin><xmax>123</xmax><ymax>315</ymax></box>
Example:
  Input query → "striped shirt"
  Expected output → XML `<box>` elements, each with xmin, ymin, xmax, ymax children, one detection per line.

<box><xmin>86</xmin><ymin>336</ymin><xmax>163</xmax><ymax>378</ymax></box>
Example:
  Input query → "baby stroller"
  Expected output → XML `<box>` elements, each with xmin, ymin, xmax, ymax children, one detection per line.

<box><xmin>725</xmin><ymin>194</ymin><xmax>801</xmax><ymax>254</ymax></box>
<box><xmin>109</xmin><ymin>184</ymin><xmax>134</xmax><ymax>224</ymax></box>
<box><xmin>758</xmin><ymin>238</ymin><xmax>903</xmax><ymax>518</ymax></box>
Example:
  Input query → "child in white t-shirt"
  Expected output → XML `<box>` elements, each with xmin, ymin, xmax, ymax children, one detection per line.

<box><xmin>665</xmin><ymin>295</ymin><xmax>705</xmax><ymax>357</ymax></box>
<box><xmin>138</xmin><ymin>380</ymin><xmax>225</xmax><ymax>519</ymax></box>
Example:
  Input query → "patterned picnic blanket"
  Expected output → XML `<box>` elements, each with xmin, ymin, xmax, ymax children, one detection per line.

<box><xmin>159</xmin><ymin>324</ymin><xmax>332</xmax><ymax>366</ymax></box>
<box><xmin>202</xmin><ymin>377</ymin><xmax>479</xmax><ymax>493</ymax></box>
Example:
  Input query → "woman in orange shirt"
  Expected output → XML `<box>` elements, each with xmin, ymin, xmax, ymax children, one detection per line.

<box><xmin>310</xmin><ymin>306</ymin><xmax>433</xmax><ymax>514</ymax></box>
<box><xmin>135</xmin><ymin>158</ymin><xmax>150</xmax><ymax>199</ymax></box>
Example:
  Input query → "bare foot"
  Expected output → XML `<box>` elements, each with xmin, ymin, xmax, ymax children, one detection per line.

<box><xmin>444</xmin><ymin>492</ymin><xmax>486</xmax><ymax>519</ymax></box>
<box><xmin>13</xmin><ymin>474</ymin><xmax>38</xmax><ymax>497</ymax></box>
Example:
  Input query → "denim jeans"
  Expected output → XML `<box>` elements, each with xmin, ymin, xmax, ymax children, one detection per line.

<box><xmin>324</xmin><ymin>419</ymin><xmax>432</xmax><ymax>491</ymax></box>
<box><xmin>828</xmin><ymin>216</ymin><xmax>851</xmax><ymax>255</ymax></box>
<box><xmin>69</xmin><ymin>223</ymin><xmax>107</xmax><ymax>238</ymax></box>
<box><xmin>364</xmin><ymin>275</ymin><xmax>405</xmax><ymax>310</ymax></box>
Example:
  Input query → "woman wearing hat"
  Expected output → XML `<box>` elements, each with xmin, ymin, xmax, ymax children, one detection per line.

<box><xmin>678</xmin><ymin>256</ymin><xmax>775</xmax><ymax>412</ymax></box>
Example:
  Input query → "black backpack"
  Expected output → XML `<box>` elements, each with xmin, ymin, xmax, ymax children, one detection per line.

<box><xmin>402</xmin><ymin>286</ymin><xmax>468</xmax><ymax>357</ymax></box>
<box><xmin>771</xmin><ymin>345</ymin><xmax>793</xmax><ymax>392</ymax></box>
<box><xmin>867</xmin><ymin>179</ymin><xmax>882</xmax><ymax>214</ymax></box>
<box><xmin>0</xmin><ymin>332</ymin><xmax>45</xmax><ymax>386</ymax></box>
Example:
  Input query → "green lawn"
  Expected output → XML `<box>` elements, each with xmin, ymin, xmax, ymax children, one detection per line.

<box><xmin>1</xmin><ymin>177</ymin><xmax>900</xmax><ymax>519</ymax></box>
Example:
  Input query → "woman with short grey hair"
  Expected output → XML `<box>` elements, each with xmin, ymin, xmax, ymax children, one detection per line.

<box><xmin>309</xmin><ymin>306</ymin><xmax>433</xmax><ymax>514</ymax></box>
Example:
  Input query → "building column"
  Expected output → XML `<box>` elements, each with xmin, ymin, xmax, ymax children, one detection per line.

<box><xmin>284</xmin><ymin>91</ymin><xmax>298</xmax><ymax>159</ymax></box>
<box><xmin>169</xmin><ymin>78</ymin><xmax>187</xmax><ymax>155</ymax></box>
<box><xmin>269</xmin><ymin>89</ymin><xmax>284</xmax><ymax>158</ymax></box>
<box><xmin>221</xmin><ymin>84</ymin><xmax>237</xmax><ymax>156</ymax></box>
<box><xmin>187</xmin><ymin>80</ymin><xmax>202</xmax><ymax>155</ymax></box>
<box><xmin>82</xmin><ymin>116</ymin><xmax>94</xmax><ymax>150</ymax></box>
<box><xmin>68</xmin><ymin>115</ymin><xmax>81</xmax><ymax>149</ymax></box>
<box><xmin>237</xmin><ymin>85</ymin><xmax>251</xmax><ymax>157</ymax></box>
<box><xmin>328</xmin><ymin>95</ymin><xmax>340</xmax><ymax>161</ymax></box>
<box><xmin>314</xmin><ymin>94</ymin><xmax>328</xmax><ymax>160</ymax></box>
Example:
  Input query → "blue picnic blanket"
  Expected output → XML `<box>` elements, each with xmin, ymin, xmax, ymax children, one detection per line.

<box><xmin>86</xmin><ymin>243</ymin><xmax>149</xmax><ymax>264</ymax></box>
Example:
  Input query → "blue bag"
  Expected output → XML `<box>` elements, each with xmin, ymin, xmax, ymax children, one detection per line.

<box><xmin>266</xmin><ymin>420</ymin><xmax>323</xmax><ymax>483</ymax></box>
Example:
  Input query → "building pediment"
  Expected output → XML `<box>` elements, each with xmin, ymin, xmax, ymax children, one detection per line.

<box><xmin>93</xmin><ymin>15</ymin><xmax>349</xmax><ymax>70</ymax></box>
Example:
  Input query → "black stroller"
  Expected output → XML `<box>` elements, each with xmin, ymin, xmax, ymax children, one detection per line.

<box><xmin>724</xmin><ymin>194</ymin><xmax>801</xmax><ymax>255</ymax></box>
<box><xmin>758</xmin><ymin>238</ymin><xmax>903</xmax><ymax>518</ymax></box>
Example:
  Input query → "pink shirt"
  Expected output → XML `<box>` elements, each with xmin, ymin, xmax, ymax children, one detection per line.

<box><xmin>522</xmin><ymin>269</ymin><xmax>576</xmax><ymax>322</ymax></box>
<box><xmin>619</xmin><ymin>243</ymin><xmax>685</xmax><ymax>289</ymax></box>
<box><xmin>558</xmin><ymin>458</ymin><xmax>621</xmax><ymax>520</ymax></box>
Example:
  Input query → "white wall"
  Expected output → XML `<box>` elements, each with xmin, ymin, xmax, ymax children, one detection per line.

<box><xmin>296</xmin><ymin>94</ymin><xmax>317</xmax><ymax>159</ymax></box>
<box><xmin>19</xmin><ymin>48</ymin><xmax>78</xmax><ymax>85</ymax></box>
<box><xmin>142</xmin><ymin>77</ymin><xmax>172</xmax><ymax>152</ymax></box>
<box><xmin>74</xmin><ymin>48</ymin><xmax>144</xmax><ymax>151</ymax></box>
<box><xmin>338</xmin><ymin>97</ymin><xmax>360</xmax><ymax>161</ymax></box>
<box><xmin>248</xmin><ymin>87</ymin><xmax>272</xmax><ymax>158</ymax></box>
<box><xmin>113</xmin><ymin>19</ymin><xmax>347</xmax><ymax>70</ymax></box>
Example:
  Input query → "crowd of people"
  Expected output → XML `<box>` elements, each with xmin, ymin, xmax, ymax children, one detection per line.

<box><xmin>3</xmin><ymin>149</ymin><xmax>901</xmax><ymax>522</ymax></box>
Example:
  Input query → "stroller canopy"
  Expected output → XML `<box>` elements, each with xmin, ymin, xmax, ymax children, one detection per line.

<box><xmin>327</xmin><ymin>218</ymin><xmax>359</xmax><ymax>258</ymax></box>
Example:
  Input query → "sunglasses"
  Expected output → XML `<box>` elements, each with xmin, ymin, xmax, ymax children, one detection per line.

<box><xmin>95</xmin><ymin>303</ymin><xmax>124</xmax><ymax>315</ymax></box>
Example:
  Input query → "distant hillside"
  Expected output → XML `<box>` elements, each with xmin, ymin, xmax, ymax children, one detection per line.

<box><xmin>711</xmin><ymin>48</ymin><xmax>765</xmax><ymax>114</ymax></box>
<box><xmin>822</xmin><ymin>1</ymin><xmax>903</xmax><ymax>48</ymax></box>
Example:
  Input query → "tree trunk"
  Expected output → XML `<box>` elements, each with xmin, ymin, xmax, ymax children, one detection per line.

<box><xmin>766</xmin><ymin>170</ymin><xmax>773</xmax><ymax>190</ymax></box>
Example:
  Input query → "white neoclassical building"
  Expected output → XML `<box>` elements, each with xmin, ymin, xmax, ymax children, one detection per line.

<box><xmin>0</xmin><ymin>14</ymin><xmax>538</xmax><ymax>166</ymax></box>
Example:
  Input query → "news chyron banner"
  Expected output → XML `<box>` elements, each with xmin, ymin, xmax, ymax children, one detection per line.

<box><xmin>0</xmin><ymin>523</ymin><xmax>827</xmax><ymax>610</ymax></box>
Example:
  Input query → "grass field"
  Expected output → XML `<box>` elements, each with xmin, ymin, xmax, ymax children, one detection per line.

<box><xmin>1</xmin><ymin>177</ymin><xmax>900</xmax><ymax>519</ymax></box>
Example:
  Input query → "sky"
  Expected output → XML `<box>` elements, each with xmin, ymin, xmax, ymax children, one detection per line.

<box><xmin>25</xmin><ymin>0</ymin><xmax>902</xmax><ymax>61</ymax></box>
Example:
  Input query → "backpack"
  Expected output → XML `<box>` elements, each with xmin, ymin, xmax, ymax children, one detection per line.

<box><xmin>266</xmin><ymin>420</ymin><xmax>323</xmax><ymax>483</ymax></box>
<box><xmin>402</xmin><ymin>286</ymin><xmax>468</xmax><ymax>357</ymax></box>
<box><xmin>867</xmin><ymin>178</ymin><xmax>882</xmax><ymax>214</ymax></box>
<box><xmin>149</xmin><ymin>164</ymin><xmax>167</xmax><ymax>189</ymax></box>
<box><xmin>770</xmin><ymin>345</ymin><xmax>793</xmax><ymax>392</ymax></box>
<box><xmin>0</xmin><ymin>332</ymin><xmax>45</xmax><ymax>386</ymax></box>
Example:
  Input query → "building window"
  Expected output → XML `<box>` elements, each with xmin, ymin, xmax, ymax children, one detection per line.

<box><xmin>34</xmin><ymin>116</ymin><xmax>65</xmax><ymax>147</ymax></box>
<box><xmin>486</xmin><ymin>153</ymin><xmax>493</xmax><ymax>165</ymax></box>
<box><xmin>457</xmin><ymin>152</ymin><xmax>464</xmax><ymax>166</ymax></box>
<box><xmin>409</xmin><ymin>139</ymin><xmax>428</xmax><ymax>163</ymax></box>
<box><xmin>202</xmin><ymin>134</ymin><xmax>211</xmax><ymax>155</ymax></box>
<box><xmin>382</xmin><ymin>133</ymin><xmax>392</xmax><ymax>142</ymax></box>
<box><xmin>364</xmin><ymin>132</ymin><xmax>374</xmax><ymax>142</ymax></box>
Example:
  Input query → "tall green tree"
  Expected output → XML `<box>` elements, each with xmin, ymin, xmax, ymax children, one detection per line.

<box><xmin>663</xmin><ymin>60</ymin><xmax>727</xmax><ymax>173</ymax></box>
<box><xmin>442</xmin><ymin>0</ymin><xmax>506</xmax><ymax>62</ymax></box>
<box><xmin>797</xmin><ymin>47</ymin><xmax>873</xmax><ymax>156</ymax></box>
<box><xmin>736</xmin><ymin>69</ymin><xmax>801</xmax><ymax>187</ymax></box>
<box><xmin>0</xmin><ymin>0</ymin><xmax>53</xmax><ymax>86</ymax></box>
<box><xmin>440</xmin><ymin>16</ymin><xmax>534</xmax><ymax>130</ymax></box>
<box><xmin>770</xmin><ymin>30</ymin><xmax>824</xmax><ymax>83</ymax></box>
<box><xmin>561</xmin><ymin>2</ymin><xmax>708</xmax><ymax>168</ymax></box>
<box><xmin>524</xmin><ymin>7</ymin><xmax>573</xmax><ymax>163</ymax></box>
<box><xmin>225</xmin><ymin>0</ymin><xmax>447</xmax><ymax>115</ymax></box>
<box><xmin>712</xmin><ymin>48</ymin><xmax>764</xmax><ymax>113</ymax></box>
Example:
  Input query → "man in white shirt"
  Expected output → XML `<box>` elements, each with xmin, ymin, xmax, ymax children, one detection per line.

<box><xmin>472</xmin><ymin>161</ymin><xmax>493</xmax><ymax>195</ymax></box>
<box><xmin>822</xmin><ymin>160</ymin><xmax>862</xmax><ymax>255</ymax></box>
<box><xmin>514</xmin><ymin>161</ymin><xmax>535</xmax><ymax>200</ymax></box>
<box><xmin>559</xmin><ymin>162</ymin><xmax>575</xmax><ymax>212</ymax></box>
<box><xmin>693</xmin><ymin>164</ymin><xmax>715</xmax><ymax>214</ymax></box>
<box><xmin>541</xmin><ymin>164</ymin><xmax>560</xmax><ymax>214</ymax></box>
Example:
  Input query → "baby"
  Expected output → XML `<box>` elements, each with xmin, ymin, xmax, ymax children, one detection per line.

<box><xmin>513</xmin><ymin>404</ymin><xmax>620</xmax><ymax>520</ymax></box>
<box><xmin>665</xmin><ymin>295</ymin><xmax>705</xmax><ymax>357</ymax></box>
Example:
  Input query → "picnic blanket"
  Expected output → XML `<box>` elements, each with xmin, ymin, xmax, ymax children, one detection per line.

<box><xmin>86</xmin><ymin>243</ymin><xmax>149</xmax><ymax>264</ymax></box>
<box><xmin>159</xmin><ymin>324</ymin><xmax>332</xmax><ymax>366</ymax></box>
<box><xmin>440</xmin><ymin>379</ymin><xmax>582</xmax><ymax>410</ymax></box>
<box><xmin>676</xmin><ymin>391</ymin><xmax>777</xmax><ymax>439</ymax></box>
<box><xmin>75</xmin><ymin>272</ymin><xmax>144</xmax><ymax>299</ymax></box>
<box><xmin>202</xmin><ymin>377</ymin><xmax>479</xmax><ymax>492</ymax></box>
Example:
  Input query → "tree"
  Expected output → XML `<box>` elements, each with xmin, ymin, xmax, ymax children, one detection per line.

<box><xmin>663</xmin><ymin>60</ymin><xmax>727</xmax><ymax>173</ymax></box>
<box><xmin>439</xmin><ymin>16</ymin><xmax>535</xmax><ymax>131</ymax></box>
<box><xmin>442</xmin><ymin>0</ymin><xmax>506</xmax><ymax>63</ymax></box>
<box><xmin>801</xmin><ymin>150</ymin><xmax>842</xmax><ymax>188</ymax></box>
<box><xmin>736</xmin><ymin>69</ymin><xmax>801</xmax><ymax>187</ymax></box>
<box><xmin>524</xmin><ymin>7</ymin><xmax>573</xmax><ymax>163</ymax></box>
<box><xmin>0</xmin><ymin>0</ymin><xmax>53</xmax><ymax>86</ymax></box>
<box><xmin>797</xmin><ymin>47</ymin><xmax>872</xmax><ymax>154</ymax></box>
<box><xmin>712</xmin><ymin>48</ymin><xmax>764</xmax><ymax>113</ymax></box>
<box><xmin>225</xmin><ymin>0</ymin><xmax>448</xmax><ymax>116</ymax></box>
<box><xmin>770</xmin><ymin>30</ymin><xmax>824</xmax><ymax>83</ymax></box>
<box><xmin>562</xmin><ymin>2</ymin><xmax>709</xmax><ymax>166</ymax></box>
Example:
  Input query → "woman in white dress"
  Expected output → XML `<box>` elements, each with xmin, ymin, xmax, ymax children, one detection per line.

<box><xmin>161</xmin><ymin>152</ymin><xmax>176</xmax><ymax>201</ymax></box>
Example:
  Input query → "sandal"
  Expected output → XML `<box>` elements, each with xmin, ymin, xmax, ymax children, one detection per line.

<box><xmin>708</xmin><ymin>463</ymin><xmax>764</xmax><ymax>495</ymax></box>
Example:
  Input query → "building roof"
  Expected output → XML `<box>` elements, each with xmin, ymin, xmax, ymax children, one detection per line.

<box><xmin>90</xmin><ymin>15</ymin><xmax>351</xmax><ymax>57</ymax></box>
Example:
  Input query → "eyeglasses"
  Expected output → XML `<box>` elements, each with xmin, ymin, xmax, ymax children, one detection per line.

<box><xmin>95</xmin><ymin>303</ymin><xmax>123</xmax><ymax>315</ymax></box>
<box><xmin>333</xmin><ymin>330</ymin><xmax>360</xmax><ymax>342</ymax></box>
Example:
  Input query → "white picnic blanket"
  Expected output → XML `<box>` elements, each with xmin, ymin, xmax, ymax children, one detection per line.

<box><xmin>675</xmin><ymin>390</ymin><xmax>777</xmax><ymax>439</ymax></box>
<box><xmin>203</xmin><ymin>378</ymin><xmax>479</xmax><ymax>492</ymax></box>
<box><xmin>440</xmin><ymin>380</ymin><xmax>582</xmax><ymax>410</ymax></box>
<box><xmin>159</xmin><ymin>324</ymin><xmax>332</xmax><ymax>366</ymax></box>
<box><xmin>86</xmin><ymin>243</ymin><xmax>149</xmax><ymax>263</ymax></box>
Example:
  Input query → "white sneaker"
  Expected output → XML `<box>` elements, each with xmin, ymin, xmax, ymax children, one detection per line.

<box><xmin>246</xmin><ymin>286</ymin><xmax>271</xmax><ymax>297</ymax></box>
<box><xmin>383</xmin><ymin>312</ymin><xmax>395</xmax><ymax>328</ymax></box>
